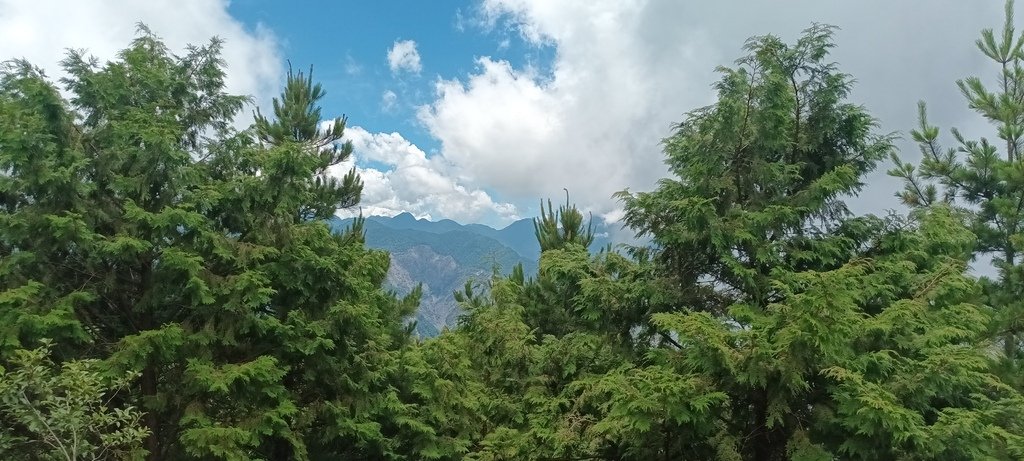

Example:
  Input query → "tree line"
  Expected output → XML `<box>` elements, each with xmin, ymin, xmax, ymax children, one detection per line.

<box><xmin>3</xmin><ymin>4</ymin><xmax>1024</xmax><ymax>460</ymax></box>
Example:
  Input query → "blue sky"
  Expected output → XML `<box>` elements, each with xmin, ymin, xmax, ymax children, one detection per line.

<box><xmin>228</xmin><ymin>1</ymin><xmax>532</xmax><ymax>148</ymax></box>
<box><xmin>226</xmin><ymin>1</ymin><xmax>563</xmax><ymax>226</ymax></box>
<box><xmin>0</xmin><ymin>0</ymin><xmax>1008</xmax><ymax>228</ymax></box>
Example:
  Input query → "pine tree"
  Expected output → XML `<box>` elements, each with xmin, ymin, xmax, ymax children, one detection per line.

<box><xmin>408</xmin><ymin>195</ymin><xmax>650</xmax><ymax>459</ymax></box>
<box><xmin>429</xmin><ymin>269</ymin><xmax>630</xmax><ymax>460</ymax></box>
<box><xmin>253</xmin><ymin>64</ymin><xmax>363</xmax><ymax>217</ymax></box>
<box><xmin>532</xmin><ymin>190</ymin><xmax>595</xmax><ymax>253</ymax></box>
<box><xmin>889</xmin><ymin>0</ymin><xmax>1024</xmax><ymax>388</ymax></box>
<box><xmin>522</xmin><ymin>192</ymin><xmax>597</xmax><ymax>337</ymax></box>
<box><xmin>0</xmin><ymin>27</ymin><xmax>418</xmax><ymax>460</ymax></box>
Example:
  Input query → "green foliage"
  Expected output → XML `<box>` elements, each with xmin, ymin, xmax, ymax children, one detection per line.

<box><xmin>420</xmin><ymin>22</ymin><xmax>1024</xmax><ymax>461</ymax></box>
<box><xmin>440</xmin><ymin>275</ymin><xmax>630</xmax><ymax>460</ymax></box>
<box><xmin>5</xmin><ymin>11</ymin><xmax>1024</xmax><ymax>461</ymax></box>
<box><xmin>253</xmin><ymin>64</ymin><xmax>362</xmax><ymax>215</ymax></box>
<box><xmin>617</xmin><ymin>25</ymin><xmax>894</xmax><ymax>342</ymax></box>
<box><xmin>889</xmin><ymin>0</ymin><xmax>1024</xmax><ymax>388</ymax></box>
<box><xmin>0</xmin><ymin>340</ymin><xmax>148</xmax><ymax>461</ymax></box>
<box><xmin>533</xmin><ymin>190</ymin><xmax>595</xmax><ymax>252</ymax></box>
<box><xmin>0</xmin><ymin>27</ymin><xmax>418</xmax><ymax>460</ymax></box>
<box><xmin>642</xmin><ymin>208</ymin><xmax>1024</xmax><ymax>459</ymax></box>
<box><xmin>602</xmin><ymin>23</ymin><xmax>1024</xmax><ymax>460</ymax></box>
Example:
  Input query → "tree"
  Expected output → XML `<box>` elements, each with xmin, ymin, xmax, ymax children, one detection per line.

<box><xmin>601</xmin><ymin>25</ymin><xmax>1024</xmax><ymax>460</ymax></box>
<box><xmin>889</xmin><ymin>0</ymin><xmax>1024</xmax><ymax>388</ymax></box>
<box><xmin>403</xmin><ymin>189</ymin><xmax>653</xmax><ymax>459</ymax></box>
<box><xmin>626</xmin><ymin>207</ymin><xmax>1024</xmax><ymax>460</ymax></box>
<box><xmin>522</xmin><ymin>192</ymin><xmax>598</xmax><ymax>337</ymax></box>
<box><xmin>0</xmin><ymin>27</ymin><xmax>418</xmax><ymax>460</ymax></box>
<box><xmin>618</xmin><ymin>24</ymin><xmax>893</xmax><ymax>325</ymax></box>
<box><xmin>533</xmin><ymin>190</ymin><xmax>595</xmax><ymax>253</ymax></box>
<box><xmin>0</xmin><ymin>341</ymin><xmax>148</xmax><ymax>461</ymax></box>
<box><xmin>253</xmin><ymin>63</ymin><xmax>363</xmax><ymax>216</ymax></box>
<box><xmin>428</xmin><ymin>269</ymin><xmax>630</xmax><ymax>460</ymax></box>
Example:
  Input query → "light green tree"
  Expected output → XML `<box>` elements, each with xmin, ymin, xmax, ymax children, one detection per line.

<box><xmin>889</xmin><ymin>0</ymin><xmax>1024</xmax><ymax>388</ymax></box>
<box><xmin>0</xmin><ymin>341</ymin><xmax>148</xmax><ymax>460</ymax></box>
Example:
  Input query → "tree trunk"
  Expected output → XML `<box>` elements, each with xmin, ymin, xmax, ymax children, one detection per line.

<box><xmin>142</xmin><ymin>365</ymin><xmax>161</xmax><ymax>461</ymax></box>
<box><xmin>750</xmin><ymin>388</ymin><xmax>785</xmax><ymax>461</ymax></box>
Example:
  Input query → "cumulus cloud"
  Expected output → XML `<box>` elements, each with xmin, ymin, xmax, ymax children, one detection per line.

<box><xmin>419</xmin><ymin>0</ymin><xmax>1004</xmax><ymax>219</ymax></box>
<box><xmin>0</xmin><ymin>0</ymin><xmax>282</xmax><ymax>109</ymax></box>
<box><xmin>330</xmin><ymin>126</ymin><xmax>519</xmax><ymax>224</ymax></box>
<box><xmin>387</xmin><ymin>39</ymin><xmax>422</xmax><ymax>74</ymax></box>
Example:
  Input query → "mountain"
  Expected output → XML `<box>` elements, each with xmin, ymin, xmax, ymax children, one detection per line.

<box><xmin>329</xmin><ymin>216</ymin><xmax>530</xmax><ymax>336</ymax></box>
<box><xmin>366</xmin><ymin>212</ymin><xmax>614</xmax><ymax>258</ymax></box>
<box><xmin>330</xmin><ymin>213</ymin><xmax>615</xmax><ymax>337</ymax></box>
<box><xmin>330</xmin><ymin>213</ymin><xmax>617</xmax><ymax>336</ymax></box>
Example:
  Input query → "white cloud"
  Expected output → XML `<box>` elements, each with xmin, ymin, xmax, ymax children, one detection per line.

<box><xmin>330</xmin><ymin>126</ymin><xmax>519</xmax><ymax>225</ymax></box>
<box><xmin>601</xmin><ymin>208</ymin><xmax>625</xmax><ymax>225</ymax></box>
<box><xmin>419</xmin><ymin>0</ymin><xmax>716</xmax><ymax>217</ymax></box>
<box><xmin>344</xmin><ymin>53</ymin><xmax>363</xmax><ymax>76</ymax></box>
<box><xmin>0</xmin><ymin>0</ymin><xmax>282</xmax><ymax>110</ymax></box>
<box><xmin>387</xmin><ymin>39</ymin><xmax>422</xmax><ymax>75</ymax></box>
<box><xmin>418</xmin><ymin>0</ymin><xmax>1004</xmax><ymax>219</ymax></box>
<box><xmin>381</xmin><ymin>90</ymin><xmax>398</xmax><ymax>112</ymax></box>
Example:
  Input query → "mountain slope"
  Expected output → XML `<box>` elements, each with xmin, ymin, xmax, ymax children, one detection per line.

<box><xmin>331</xmin><ymin>213</ymin><xmax>620</xmax><ymax>336</ymax></box>
<box><xmin>368</xmin><ymin>212</ymin><xmax>613</xmax><ymax>259</ymax></box>
<box><xmin>331</xmin><ymin>217</ymin><xmax>536</xmax><ymax>336</ymax></box>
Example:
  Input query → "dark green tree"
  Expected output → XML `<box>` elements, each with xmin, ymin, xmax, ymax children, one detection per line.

<box><xmin>618</xmin><ymin>24</ymin><xmax>893</xmax><ymax>326</ymax></box>
<box><xmin>426</xmin><ymin>268</ymin><xmax>629</xmax><ymax>460</ymax></box>
<box><xmin>253</xmin><ymin>64</ymin><xmax>362</xmax><ymax>216</ymax></box>
<box><xmin>0</xmin><ymin>27</ymin><xmax>418</xmax><ymax>460</ymax></box>
<box><xmin>405</xmin><ymin>193</ymin><xmax>650</xmax><ymax>459</ymax></box>
<box><xmin>601</xmin><ymin>25</ymin><xmax>1024</xmax><ymax>460</ymax></box>
<box><xmin>522</xmin><ymin>192</ymin><xmax>598</xmax><ymax>337</ymax></box>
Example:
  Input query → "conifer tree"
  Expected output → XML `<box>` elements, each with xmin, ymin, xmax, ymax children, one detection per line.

<box><xmin>522</xmin><ymin>192</ymin><xmax>598</xmax><ymax>336</ymax></box>
<box><xmin>411</xmin><ymin>195</ymin><xmax>650</xmax><ymax>459</ymax></box>
<box><xmin>532</xmin><ymin>190</ymin><xmax>595</xmax><ymax>252</ymax></box>
<box><xmin>0</xmin><ymin>28</ymin><xmax>417</xmax><ymax>460</ymax></box>
<box><xmin>602</xmin><ymin>24</ymin><xmax>1024</xmax><ymax>460</ymax></box>
<box><xmin>253</xmin><ymin>64</ymin><xmax>363</xmax><ymax>217</ymax></box>
<box><xmin>617</xmin><ymin>24</ymin><xmax>893</xmax><ymax>326</ymax></box>
<box><xmin>889</xmin><ymin>0</ymin><xmax>1024</xmax><ymax>387</ymax></box>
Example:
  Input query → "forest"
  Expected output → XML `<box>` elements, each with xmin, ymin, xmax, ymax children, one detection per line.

<box><xmin>3</xmin><ymin>3</ymin><xmax>1024</xmax><ymax>461</ymax></box>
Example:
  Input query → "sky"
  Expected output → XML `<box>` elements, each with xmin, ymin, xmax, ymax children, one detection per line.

<box><xmin>0</xmin><ymin>0</ymin><xmax>1008</xmax><ymax>228</ymax></box>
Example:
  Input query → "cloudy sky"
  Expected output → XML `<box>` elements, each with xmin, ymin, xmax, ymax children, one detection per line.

<box><xmin>0</xmin><ymin>0</ymin><xmax>1006</xmax><ymax>227</ymax></box>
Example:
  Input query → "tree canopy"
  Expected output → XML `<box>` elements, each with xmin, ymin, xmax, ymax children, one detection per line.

<box><xmin>4</xmin><ymin>6</ymin><xmax>1024</xmax><ymax>461</ymax></box>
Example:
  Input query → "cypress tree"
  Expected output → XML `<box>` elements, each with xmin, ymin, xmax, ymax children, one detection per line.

<box><xmin>0</xmin><ymin>28</ymin><xmax>417</xmax><ymax>460</ymax></box>
<box><xmin>603</xmin><ymin>24</ymin><xmax>1024</xmax><ymax>459</ymax></box>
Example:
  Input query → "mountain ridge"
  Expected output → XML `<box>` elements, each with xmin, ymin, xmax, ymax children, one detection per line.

<box><xmin>330</xmin><ymin>213</ymin><xmax>613</xmax><ymax>336</ymax></box>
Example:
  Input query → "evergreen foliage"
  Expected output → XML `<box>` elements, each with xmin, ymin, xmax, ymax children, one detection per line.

<box><xmin>3</xmin><ymin>8</ymin><xmax>1024</xmax><ymax>461</ymax></box>
<box><xmin>890</xmin><ymin>0</ymin><xmax>1024</xmax><ymax>389</ymax></box>
<box><xmin>0</xmin><ymin>27</ymin><xmax>419</xmax><ymax>460</ymax></box>
<box><xmin>415</xmin><ymin>20</ymin><xmax>1024</xmax><ymax>461</ymax></box>
<box><xmin>533</xmin><ymin>190</ymin><xmax>595</xmax><ymax>252</ymax></box>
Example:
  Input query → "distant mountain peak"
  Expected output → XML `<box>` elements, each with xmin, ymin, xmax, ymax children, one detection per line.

<box><xmin>391</xmin><ymin>211</ymin><xmax>418</xmax><ymax>222</ymax></box>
